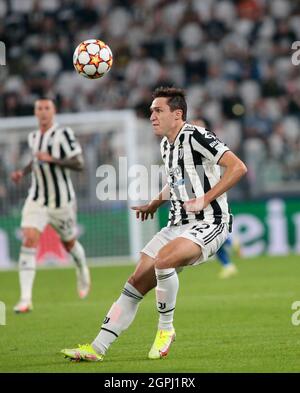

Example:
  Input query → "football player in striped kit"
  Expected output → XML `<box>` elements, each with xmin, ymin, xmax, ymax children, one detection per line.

<box><xmin>61</xmin><ymin>87</ymin><xmax>247</xmax><ymax>363</ymax></box>
<box><xmin>11</xmin><ymin>98</ymin><xmax>90</xmax><ymax>313</ymax></box>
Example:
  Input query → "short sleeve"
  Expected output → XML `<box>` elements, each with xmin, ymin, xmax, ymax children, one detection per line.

<box><xmin>191</xmin><ymin>127</ymin><xmax>230</xmax><ymax>164</ymax></box>
<box><xmin>60</xmin><ymin>127</ymin><xmax>82</xmax><ymax>158</ymax></box>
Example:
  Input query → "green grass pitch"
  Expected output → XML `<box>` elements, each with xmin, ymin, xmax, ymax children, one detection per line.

<box><xmin>0</xmin><ymin>255</ymin><xmax>300</xmax><ymax>373</ymax></box>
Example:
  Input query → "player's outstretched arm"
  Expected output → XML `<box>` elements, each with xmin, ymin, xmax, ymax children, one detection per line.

<box><xmin>11</xmin><ymin>161</ymin><xmax>33</xmax><ymax>184</ymax></box>
<box><xmin>35</xmin><ymin>152</ymin><xmax>84</xmax><ymax>171</ymax></box>
<box><xmin>184</xmin><ymin>151</ymin><xmax>247</xmax><ymax>213</ymax></box>
<box><xmin>131</xmin><ymin>184</ymin><xmax>170</xmax><ymax>221</ymax></box>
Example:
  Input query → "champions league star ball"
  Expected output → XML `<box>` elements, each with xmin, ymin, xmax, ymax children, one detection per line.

<box><xmin>73</xmin><ymin>39</ymin><xmax>113</xmax><ymax>79</ymax></box>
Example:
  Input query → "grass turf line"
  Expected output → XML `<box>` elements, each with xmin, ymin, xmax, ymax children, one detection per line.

<box><xmin>0</xmin><ymin>255</ymin><xmax>300</xmax><ymax>372</ymax></box>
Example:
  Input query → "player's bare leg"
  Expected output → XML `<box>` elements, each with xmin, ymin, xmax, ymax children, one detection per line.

<box><xmin>14</xmin><ymin>227</ymin><xmax>40</xmax><ymax>313</ymax></box>
<box><xmin>62</xmin><ymin>253</ymin><xmax>156</xmax><ymax>361</ymax></box>
<box><xmin>148</xmin><ymin>237</ymin><xmax>202</xmax><ymax>359</ymax></box>
<box><xmin>63</xmin><ymin>238</ymin><xmax>91</xmax><ymax>299</ymax></box>
<box><xmin>127</xmin><ymin>252</ymin><xmax>157</xmax><ymax>295</ymax></box>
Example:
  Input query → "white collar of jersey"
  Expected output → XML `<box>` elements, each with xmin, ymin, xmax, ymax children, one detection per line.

<box><xmin>39</xmin><ymin>122</ymin><xmax>58</xmax><ymax>135</ymax></box>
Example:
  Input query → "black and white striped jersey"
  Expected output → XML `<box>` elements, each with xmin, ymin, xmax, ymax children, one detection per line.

<box><xmin>26</xmin><ymin>123</ymin><xmax>82</xmax><ymax>208</ymax></box>
<box><xmin>161</xmin><ymin>122</ymin><xmax>231</xmax><ymax>227</ymax></box>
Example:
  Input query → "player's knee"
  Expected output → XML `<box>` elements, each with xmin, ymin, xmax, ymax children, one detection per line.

<box><xmin>62</xmin><ymin>239</ymin><xmax>76</xmax><ymax>252</ymax></box>
<box><xmin>154</xmin><ymin>252</ymin><xmax>173</xmax><ymax>270</ymax></box>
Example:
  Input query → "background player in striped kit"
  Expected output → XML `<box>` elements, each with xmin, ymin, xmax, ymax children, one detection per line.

<box><xmin>61</xmin><ymin>87</ymin><xmax>247</xmax><ymax>362</ymax></box>
<box><xmin>11</xmin><ymin>98</ymin><xmax>90</xmax><ymax>313</ymax></box>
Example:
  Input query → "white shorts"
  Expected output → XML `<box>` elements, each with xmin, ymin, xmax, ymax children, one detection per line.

<box><xmin>142</xmin><ymin>221</ymin><xmax>229</xmax><ymax>265</ymax></box>
<box><xmin>21</xmin><ymin>199</ymin><xmax>77</xmax><ymax>242</ymax></box>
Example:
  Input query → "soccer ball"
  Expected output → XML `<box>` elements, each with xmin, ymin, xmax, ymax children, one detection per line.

<box><xmin>73</xmin><ymin>39</ymin><xmax>113</xmax><ymax>79</ymax></box>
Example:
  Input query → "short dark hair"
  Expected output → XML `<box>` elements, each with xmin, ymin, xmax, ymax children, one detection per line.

<box><xmin>35</xmin><ymin>97</ymin><xmax>56</xmax><ymax>106</ymax></box>
<box><xmin>152</xmin><ymin>87</ymin><xmax>187</xmax><ymax>121</ymax></box>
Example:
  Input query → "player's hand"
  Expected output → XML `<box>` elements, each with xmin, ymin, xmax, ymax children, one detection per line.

<box><xmin>131</xmin><ymin>204</ymin><xmax>157</xmax><ymax>221</ymax></box>
<box><xmin>10</xmin><ymin>170</ymin><xmax>24</xmax><ymax>184</ymax></box>
<box><xmin>183</xmin><ymin>196</ymin><xmax>207</xmax><ymax>213</ymax></box>
<box><xmin>35</xmin><ymin>152</ymin><xmax>54</xmax><ymax>163</ymax></box>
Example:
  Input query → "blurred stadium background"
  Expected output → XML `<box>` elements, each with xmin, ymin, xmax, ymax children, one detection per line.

<box><xmin>0</xmin><ymin>0</ymin><xmax>300</xmax><ymax>268</ymax></box>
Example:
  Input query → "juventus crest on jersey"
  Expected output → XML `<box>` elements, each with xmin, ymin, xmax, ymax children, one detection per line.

<box><xmin>27</xmin><ymin>124</ymin><xmax>82</xmax><ymax>209</ymax></box>
<box><xmin>161</xmin><ymin>123</ymin><xmax>231</xmax><ymax>227</ymax></box>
